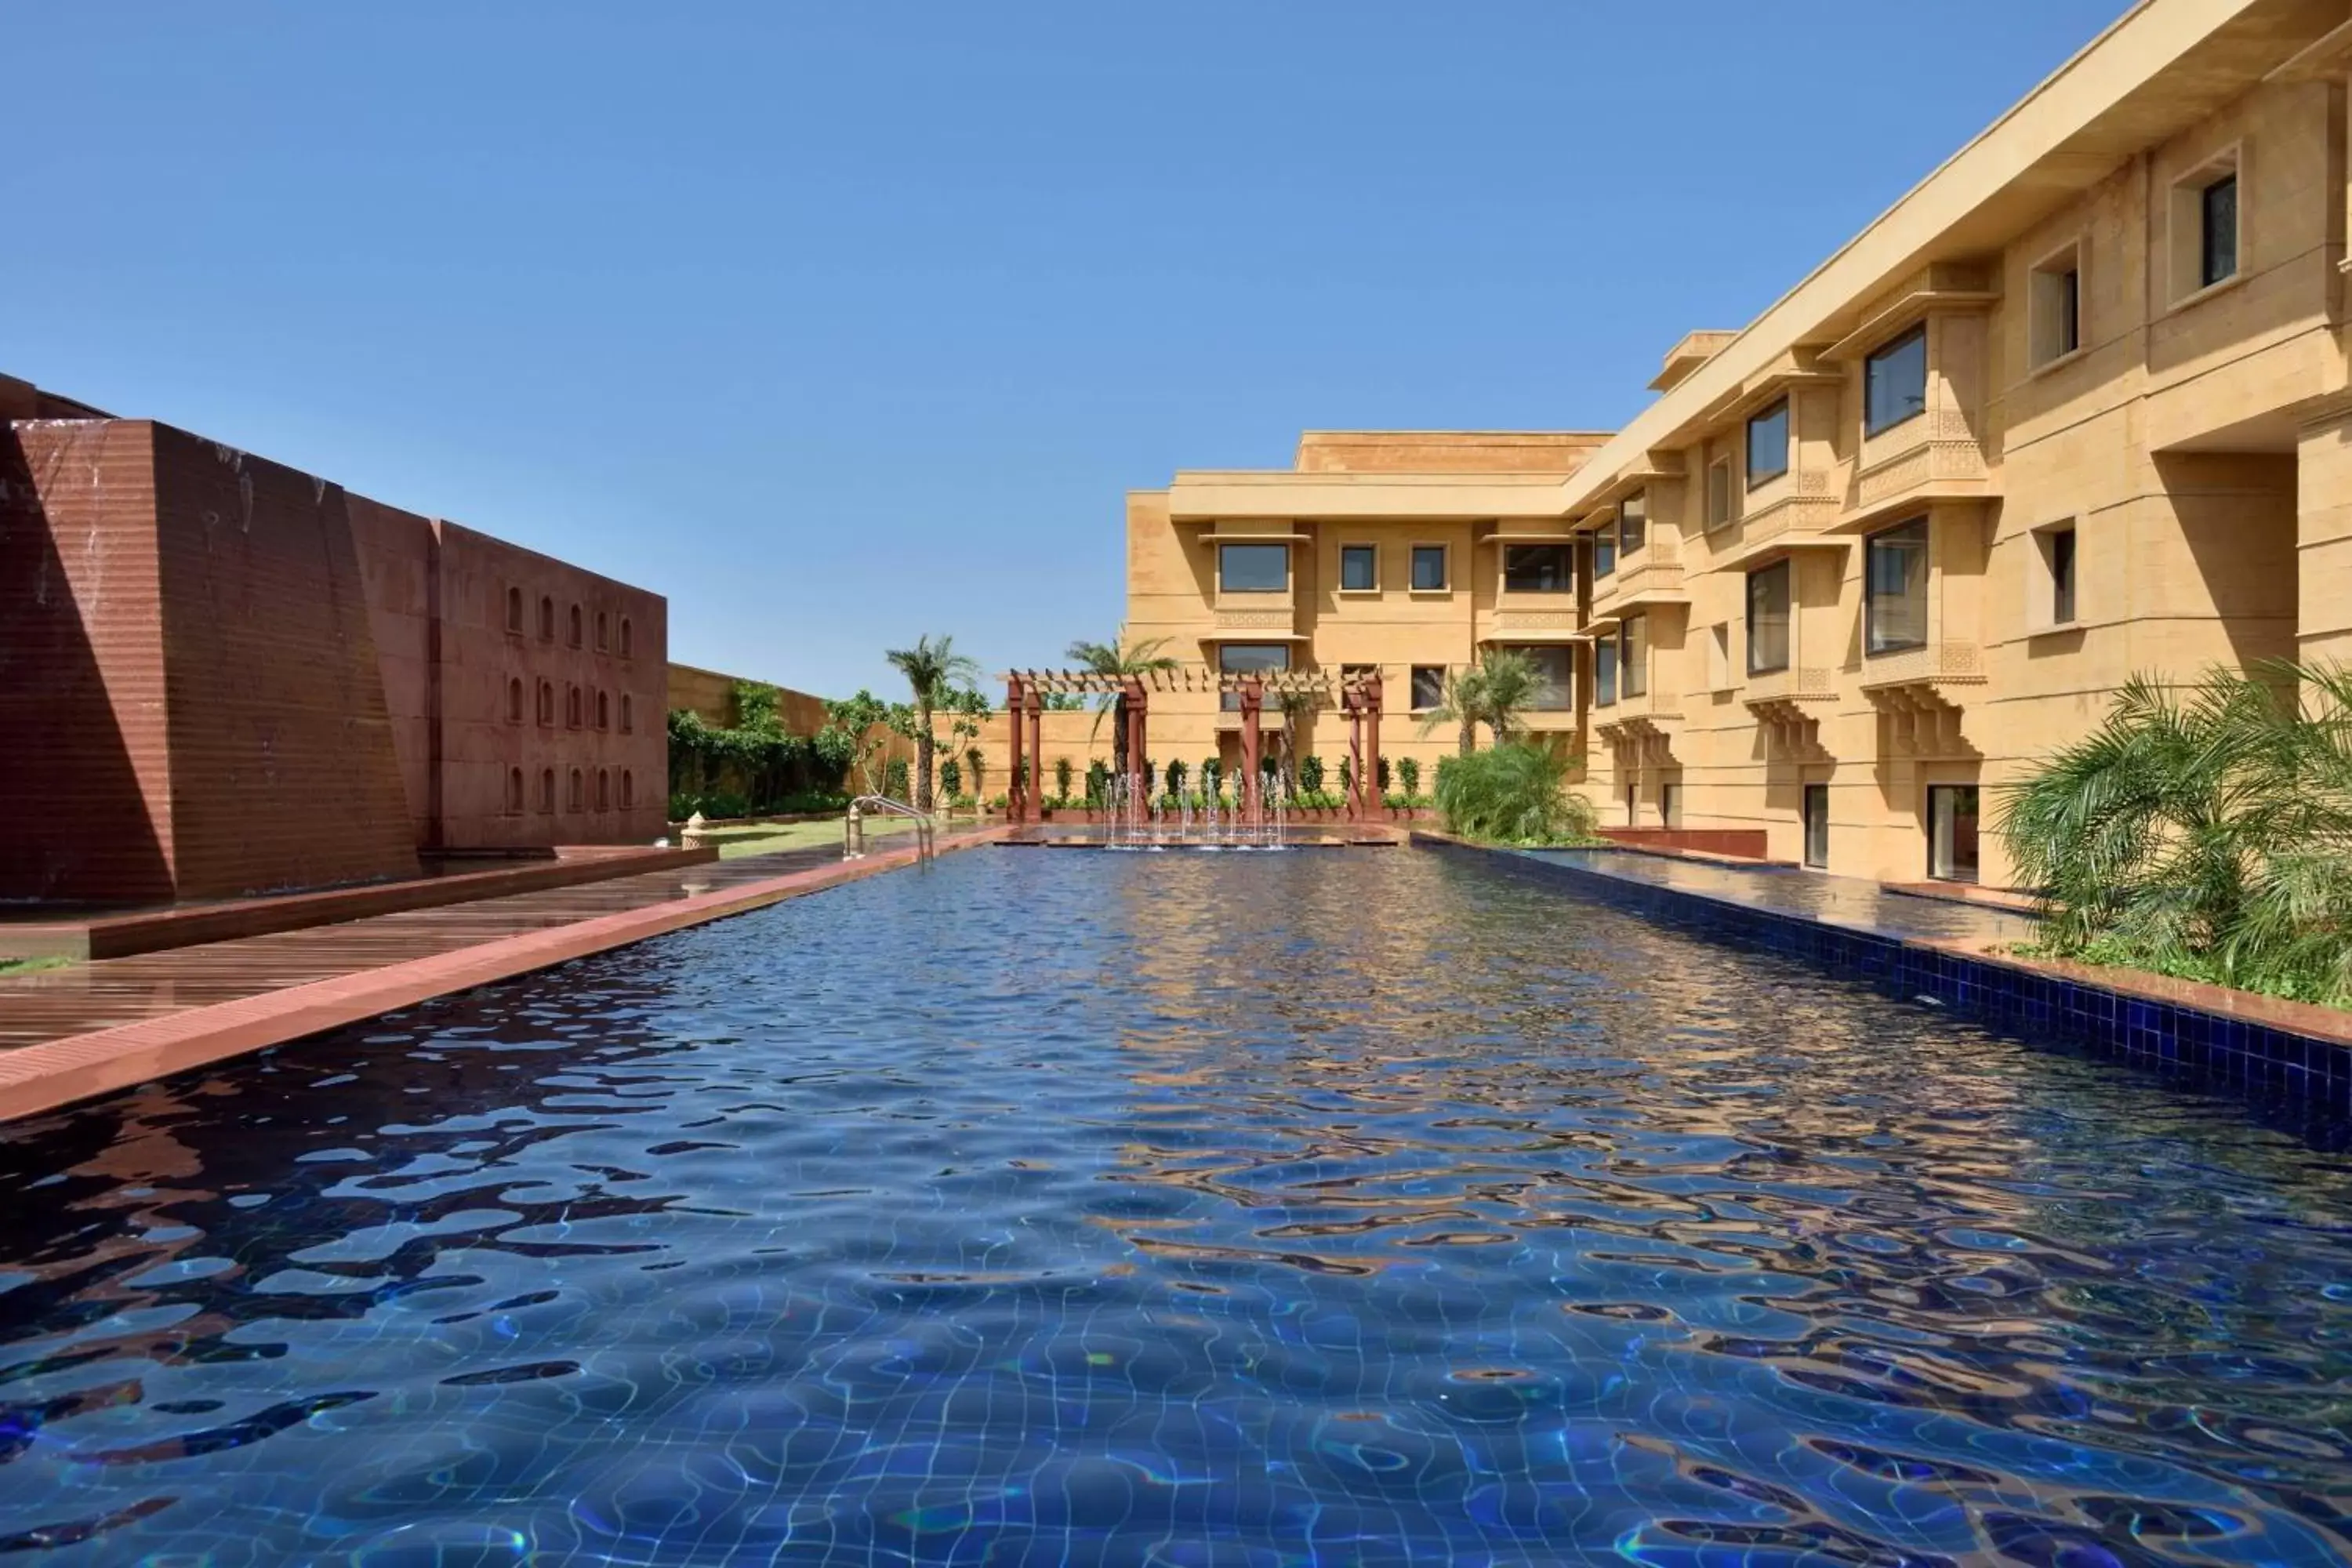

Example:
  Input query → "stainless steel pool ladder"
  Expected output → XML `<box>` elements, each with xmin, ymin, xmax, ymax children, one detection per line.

<box><xmin>844</xmin><ymin>795</ymin><xmax>936</xmax><ymax>865</ymax></box>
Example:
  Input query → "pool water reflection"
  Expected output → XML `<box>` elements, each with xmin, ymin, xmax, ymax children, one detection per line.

<box><xmin>2</xmin><ymin>849</ymin><xmax>2350</xmax><ymax>1563</ymax></box>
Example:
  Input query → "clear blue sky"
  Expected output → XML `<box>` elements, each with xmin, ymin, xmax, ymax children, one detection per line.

<box><xmin>9</xmin><ymin>2</ymin><xmax>2120</xmax><ymax>699</ymax></box>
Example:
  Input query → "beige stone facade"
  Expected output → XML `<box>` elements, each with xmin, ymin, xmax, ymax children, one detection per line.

<box><xmin>1120</xmin><ymin>0</ymin><xmax>2352</xmax><ymax>884</ymax></box>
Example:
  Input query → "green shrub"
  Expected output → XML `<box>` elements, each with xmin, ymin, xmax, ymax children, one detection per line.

<box><xmin>1200</xmin><ymin>757</ymin><xmax>1221</xmax><ymax>797</ymax></box>
<box><xmin>1299</xmin><ymin>755</ymin><xmax>1325</xmax><ymax>793</ymax></box>
<box><xmin>940</xmin><ymin>758</ymin><xmax>964</xmax><ymax>800</ymax></box>
<box><xmin>884</xmin><ymin>757</ymin><xmax>911</xmax><ymax>802</ymax></box>
<box><xmin>1164</xmin><ymin>758</ymin><xmax>1187</xmax><ymax>798</ymax></box>
<box><xmin>1376</xmin><ymin>757</ymin><xmax>1392</xmax><ymax>792</ymax></box>
<box><xmin>1087</xmin><ymin>760</ymin><xmax>1111</xmax><ymax>804</ymax></box>
<box><xmin>1054</xmin><ymin>756</ymin><xmax>1074</xmax><ymax>802</ymax></box>
<box><xmin>1434</xmin><ymin>743</ymin><xmax>1598</xmax><ymax>845</ymax></box>
<box><xmin>1396</xmin><ymin>757</ymin><xmax>1421</xmax><ymax>797</ymax></box>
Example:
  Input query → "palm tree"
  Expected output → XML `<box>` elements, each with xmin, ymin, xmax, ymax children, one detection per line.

<box><xmin>1471</xmin><ymin>648</ymin><xmax>1541</xmax><ymax>747</ymax></box>
<box><xmin>1417</xmin><ymin>666</ymin><xmax>1487</xmax><ymax>757</ymax></box>
<box><xmin>1998</xmin><ymin>661</ymin><xmax>2352</xmax><ymax>1006</ymax></box>
<box><xmin>884</xmin><ymin>634</ymin><xmax>980</xmax><ymax>811</ymax></box>
<box><xmin>1065</xmin><ymin>627</ymin><xmax>1180</xmax><ymax>783</ymax></box>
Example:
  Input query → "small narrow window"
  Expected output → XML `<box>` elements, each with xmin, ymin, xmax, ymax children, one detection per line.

<box><xmin>1661</xmin><ymin>782</ymin><xmax>1681</xmax><ymax>829</ymax></box>
<box><xmin>1746</xmin><ymin>400</ymin><xmax>1790</xmax><ymax>488</ymax></box>
<box><xmin>506</xmin><ymin>767</ymin><xmax>525</xmax><ymax>815</ymax></box>
<box><xmin>568</xmin><ymin>768</ymin><xmax>584</xmax><ymax>812</ymax></box>
<box><xmin>595</xmin><ymin>612</ymin><xmax>610</xmax><ymax>652</ymax></box>
<box><xmin>1803</xmin><ymin>784</ymin><xmax>1830</xmax><ymax>869</ymax></box>
<box><xmin>506</xmin><ymin>586</ymin><xmax>524</xmax><ymax>633</ymax></box>
<box><xmin>621</xmin><ymin>769</ymin><xmax>635</xmax><ymax>810</ymax></box>
<box><xmin>1409</xmin><ymin>664</ymin><xmax>1445</xmax><ymax>710</ymax></box>
<box><xmin>1410</xmin><ymin>546</ymin><xmax>1448</xmax><ymax>591</ymax></box>
<box><xmin>539</xmin><ymin>596</ymin><xmax>555</xmax><ymax>641</ymax></box>
<box><xmin>2200</xmin><ymin>173</ymin><xmax>2238</xmax><ymax>289</ymax></box>
<box><xmin>597</xmin><ymin>690</ymin><xmax>610</xmax><ymax>731</ymax></box>
<box><xmin>537</xmin><ymin>680</ymin><xmax>555</xmax><ymax>727</ymax></box>
<box><xmin>2169</xmin><ymin>151</ymin><xmax>2242</xmax><ymax>303</ymax></box>
<box><xmin>1594</xmin><ymin>639</ymin><xmax>1618</xmax><ymax>707</ymax></box>
<box><xmin>2038</xmin><ymin>523</ymin><xmax>2079</xmax><ymax>628</ymax></box>
<box><xmin>507</xmin><ymin>677</ymin><xmax>524</xmax><ymax>724</ymax></box>
<box><xmin>1864</xmin><ymin>517</ymin><xmax>1930</xmax><ymax>655</ymax></box>
<box><xmin>539</xmin><ymin>768</ymin><xmax>556</xmax><ymax>813</ymax></box>
<box><xmin>568</xmin><ymin>604</ymin><xmax>583</xmax><ymax>648</ymax></box>
<box><xmin>1863</xmin><ymin>326</ymin><xmax>1927</xmax><ymax>437</ymax></box>
<box><xmin>597</xmin><ymin>768</ymin><xmax>611</xmax><ymax>811</ymax></box>
<box><xmin>1928</xmin><ymin>785</ymin><xmax>1981</xmax><ymax>884</ymax></box>
<box><xmin>619</xmin><ymin>617</ymin><xmax>634</xmax><ymax>658</ymax></box>
<box><xmin>567</xmin><ymin>684</ymin><xmax>582</xmax><ymax>729</ymax></box>
<box><xmin>621</xmin><ymin>693</ymin><xmax>634</xmax><ymax>733</ymax></box>
<box><xmin>1620</xmin><ymin>615</ymin><xmax>1648</xmax><ymax>699</ymax></box>
<box><xmin>1625</xmin><ymin>784</ymin><xmax>1638</xmax><ymax>827</ymax></box>
<box><xmin>1706</xmin><ymin>456</ymin><xmax>1733</xmax><ymax>530</ymax></box>
<box><xmin>1340</xmin><ymin>544</ymin><xmax>1377</xmax><ymax>592</ymax></box>
<box><xmin>2030</xmin><ymin>242</ymin><xmax>2083</xmax><ymax>368</ymax></box>
<box><xmin>1592</xmin><ymin>524</ymin><xmax>1616</xmax><ymax>579</ymax></box>
<box><xmin>1746</xmin><ymin>561</ymin><xmax>1791</xmax><ymax>675</ymax></box>
<box><xmin>1617</xmin><ymin>493</ymin><xmax>1646</xmax><ymax>557</ymax></box>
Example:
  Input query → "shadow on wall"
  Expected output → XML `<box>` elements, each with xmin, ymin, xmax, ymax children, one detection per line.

<box><xmin>0</xmin><ymin>426</ymin><xmax>173</xmax><ymax>902</ymax></box>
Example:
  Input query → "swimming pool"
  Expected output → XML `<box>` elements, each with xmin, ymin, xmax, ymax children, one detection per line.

<box><xmin>3</xmin><ymin>848</ymin><xmax>2350</xmax><ymax>1563</ymax></box>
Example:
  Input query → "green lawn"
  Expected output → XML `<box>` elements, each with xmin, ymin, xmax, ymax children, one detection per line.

<box><xmin>702</xmin><ymin>816</ymin><xmax>925</xmax><ymax>861</ymax></box>
<box><xmin>0</xmin><ymin>956</ymin><xmax>76</xmax><ymax>978</ymax></box>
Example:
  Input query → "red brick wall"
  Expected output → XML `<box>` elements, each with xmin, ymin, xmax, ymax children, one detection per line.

<box><xmin>0</xmin><ymin>422</ymin><xmax>176</xmax><ymax>902</ymax></box>
<box><xmin>347</xmin><ymin>497</ymin><xmax>439</xmax><ymax>848</ymax></box>
<box><xmin>147</xmin><ymin>424</ymin><xmax>421</xmax><ymax>897</ymax></box>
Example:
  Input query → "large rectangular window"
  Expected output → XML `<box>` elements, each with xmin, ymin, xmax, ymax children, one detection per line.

<box><xmin>1409</xmin><ymin>664</ymin><xmax>1445</xmax><ymax>711</ymax></box>
<box><xmin>1745</xmin><ymin>561</ymin><xmax>1791</xmax><ymax>675</ymax></box>
<box><xmin>2200</xmin><ymin>173</ymin><xmax>2238</xmax><ymax>289</ymax></box>
<box><xmin>1617</xmin><ymin>494</ymin><xmax>1646</xmax><ymax>557</ymax></box>
<box><xmin>1502</xmin><ymin>544</ymin><xmax>1570</xmax><ymax>593</ymax></box>
<box><xmin>1864</xmin><ymin>517</ymin><xmax>1930</xmax><ymax>654</ymax></box>
<box><xmin>1619</xmin><ymin>615</ymin><xmax>1648</xmax><ymax>699</ymax></box>
<box><xmin>1218</xmin><ymin>543</ymin><xmax>1289</xmax><ymax>593</ymax></box>
<box><xmin>1505</xmin><ymin>644</ymin><xmax>1573</xmax><ymax>710</ymax></box>
<box><xmin>1218</xmin><ymin>643</ymin><xmax>1290</xmax><ymax>710</ymax></box>
<box><xmin>1746</xmin><ymin>400</ymin><xmax>1790</xmax><ymax>488</ymax></box>
<box><xmin>1410</xmin><ymin>545</ymin><xmax>1449</xmax><ymax>591</ymax></box>
<box><xmin>1594</xmin><ymin>638</ymin><xmax>1618</xmax><ymax>707</ymax></box>
<box><xmin>1339</xmin><ymin>544</ymin><xmax>1377</xmax><ymax>592</ymax></box>
<box><xmin>1863</xmin><ymin>325</ymin><xmax>1927</xmax><ymax>437</ymax></box>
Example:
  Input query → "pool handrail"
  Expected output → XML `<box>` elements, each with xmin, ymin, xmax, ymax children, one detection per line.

<box><xmin>844</xmin><ymin>795</ymin><xmax>936</xmax><ymax>864</ymax></box>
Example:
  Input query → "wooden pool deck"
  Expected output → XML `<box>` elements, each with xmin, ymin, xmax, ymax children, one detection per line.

<box><xmin>0</xmin><ymin>828</ymin><xmax>1004</xmax><ymax>1122</ymax></box>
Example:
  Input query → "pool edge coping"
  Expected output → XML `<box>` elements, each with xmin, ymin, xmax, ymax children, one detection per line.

<box><xmin>0</xmin><ymin>828</ymin><xmax>1011</xmax><ymax>1125</ymax></box>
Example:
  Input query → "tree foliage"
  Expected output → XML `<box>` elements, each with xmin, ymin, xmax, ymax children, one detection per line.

<box><xmin>1998</xmin><ymin>662</ymin><xmax>2352</xmax><ymax>1007</ymax></box>
<box><xmin>1434</xmin><ymin>742</ymin><xmax>1599</xmax><ymax>845</ymax></box>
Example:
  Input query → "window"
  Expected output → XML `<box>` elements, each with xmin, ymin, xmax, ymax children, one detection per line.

<box><xmin>1661</xmin><ymin>782</ymin><xmax>1681</xmax><ymax>828</ymax></box>
<box><xmin>539</xmin><ymin>768</ymin><xmax>556</xmax><ymax>814</ymax></box>
<box><xmin>1409</xmin><ymin>664</ymin><xmax>1446</xmax><ymax>711</ymax></box>
<box><xmin>2030</xmin><ymin>243</ymin><xmax>2082</xmax><ymax>368</ymax></box>
<box><xmin>1625</xmin><ymin>785</ymin><xmax>1638</xmax><ymax>827</ymax></box>
<box><xmin>1502</xmin><ymin>544</ymin><xmax>1570</xmax><ymax>593</ymax></box>
<box><xmin>2201</xmin><ymin>174</ymin><xmax>2238</xmax><ymax>289</ymax></box>
<box><xmin>619</xmin><ymin>617</ymin><xmax>634</xmax><ymax>658</ymax></box>
<box><xmin>620</xmin><ymin>769</ymin><xmax>635</xmax><ymax>810</ymax></box>
<box><xmin>1504</xmin><ymin>644</ymin><xmax>1573</xmax><ymax>710</ymax></box>
<box><xmin>596</xmin><ymin>690</ymin><xmax>610</xmax><ymax>731</ymax></box>
<box><xmin>2047</xmin><ymin>524</ymin><xmax>2078</xmax><ymax>626</ymax></box>
<box><xmin>1619</xmin><ymin>615</ymin><xmax>1648</xmax><ymax>699</ymax></box>
<box><xmin>1218</xmin><ymin>643</ymin><xmax>1290</xmax><ymax>710</ymax></box>
<box><xmin>621</xmin><ymin>693</ymin><xmax>635</xmax><ymax>733</ymax></box>
<box><xmin>568</xmin><ymin>768</ymin><xmax>585</xmax><ymax>812</ymax></box>
<box><xmin>1340</xmin><ymin>544</ymin><xmax>1377</xmax><ymax>592</ymax></box>
<box><xmin>1594</xmin><ymin>640</ymin><xmax>1618</xmax><ymax>707</ymax></box>
<box><xmin>506</xmin><ymin>767</ymin><xmax>525</xmax><ymax>815</ymax></box>
<box><xmin>1410</xmin><ymin>545</ymin><xmax>1448</xmax><ymax>592</ymax></box>
<box><xmin>1746</xmin><ymin>561</ymin><xmax>1791</xmax><ymax>675</ymax></box>
<box><xmin>566</xmin><ymin>684</ymin><xmax>583</xmax><ymax>728</ymax></box>
<box><xmin>1746</xmin><ymin>400</ymin><xmax>1790</xmax><ymax>488</ymax></box>
<box><xmin>1928</xmin><ymin>785</ymin><xmax>1980</xmax><ymax>883</ymax></box>
<box><xmin>1863</xmin><ymin>325</ymin><xmax>1928</xmax><ymax>437</ymax></box>
<box><xmin>1219</xmin><ymin>543</ymin><xmax>1289</xmax><ymax>594</ymax></box>
<box><xmin>1592</xmin><ymin>524</ymin><xmax>1616</xmax><ymax>579</ymax></box>
<box><xmin>2169</xmin><ymin>150</ymin><xmax>2241</xmax><ymax>303</ymax></box>
<box><xmin>506</xmin><ymin>586</ymin><xmax>524</xmax><ymax>634</ymax></box>
<box><xmin>1803</xmin><ymin>785</ymin><xmax>1830</xmax><ymax>869</ymax></box>
<box><xmin>1864</xmin><ymin>517</ymin><xmax>1930</xmax><ymax>655</ymax></box>
<box><xmin>1617</xmin><ymin>494</ymin><xmax>1646</xmax><ymax>557</ymax></box>
<box><xmin>1706</xmin><ymin>623</ymin><xmax>1732</xmax><ymax>691</ymax></box>
<box><xmin>565</xmin><ymin>604</ymin><xmax>582</xmax><ymax>648</ymax></box>
<box><xmin>536</xmin><ymin>680</ymin><xmax>555</xmax><ymax>727</ymax></box>
<box><xmin>1706</xmin><ymin>456</ymin><xmax>1733</xmax><ymax>531</ymax></box>
<box><xmin>597</xmin><ymin>769</ymin><xmax>611</xmax><ymax>811</ymax></box>
<box><xmin>539</xmin><ymin>596</ymin><xmax>556</xmax><ymax>641</ymax></box>
<box><xmin>507</xmin><ymin>677</ymin><xmax>524</xmax><ymax>724</ymax></box>
<box><xmin>595</xmin><ymin>612</ymin><xmax>610</xmax><ymax>652</ymax></box>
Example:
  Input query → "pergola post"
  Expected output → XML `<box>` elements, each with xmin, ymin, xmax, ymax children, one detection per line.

<box><xmin>1124</xmin><ymin>677</ymin><xmax>1149</xmax><ymax>812</ymax></box>
<box><xmin>1363</xmin><ymin>671</ymin><xmax>1384</xmax><ymax>820</ymax></box>
<box><xmin>1006</xmin><ymin>676</ymin><xmax>1027</xmax><ymax>823</ymax></box>
<box><xmin>1240</xmin><ymin>676</ymin><xmax>1264</xmax><ymax>824</ymax></box>
<box><xmin>1026</xmin><ymin>686</ymin><xmax>1044</xmax><ymax>813</ymax></box>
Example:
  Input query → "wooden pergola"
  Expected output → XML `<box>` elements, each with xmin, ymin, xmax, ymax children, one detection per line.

<box><xmin>997</xmin><ymin>666</ymin><xmax>1385</xmax><ymax>824</ymax></box>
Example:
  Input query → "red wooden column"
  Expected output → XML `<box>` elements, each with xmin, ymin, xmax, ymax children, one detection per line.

<box><xmin>1026</xmin><ymin>687</ymin><xmax>1044</xmax><ymax>812</ymax></box>
<box><xmin>1124</xmin><ymin>677</ymin><xmax>1148</xmax><ymax>809</ymax></box>
<box><xmin>1005</xmin><ymin>677</ymin><xmax>1026</xmax><ymax>823</ymax></box>
<box><xmin>1240</xmin><ymin>677</ymin><xmax>1264</xmax><ymax>824</ymax></box>
<box><xmin>1345</xmin><ymin>683</ymin><xmax>1366</xmax><ymax>821</ymax></box>
<box><xmin>1362</xmin><ymin>672</ymin><xmax>1384</xmax><ymax>820</ymax></box>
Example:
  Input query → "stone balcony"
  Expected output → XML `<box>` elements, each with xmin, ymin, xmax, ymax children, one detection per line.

<box><xmin>1716</xmin><ymin>472</ymin><xmax>1843</xmax><ymax>569</ymax></box>
<box><xmin>1484</xmin><ymin>599</ymin><xmax>1581</xmax><ymax>641</ymax></box>
<box><xmin>1210</xmin><ymin>593</ymin><xmax>1301</xmax><ymax>641</ymax></box>
<box><xmin>1859</xmin><ymin>640</ymin><xmax>1986</xmax><ymax>760</ymax></box>
<box><xmin>1592</xmin><ymin>536</ymin><xmax>1686</xmax><ymax>615</ymax></box>
<box><xmin>1856</xmin><ymin>639</ymin><xmax>1986</xmax><ymax>693</ymax></box>
<box><xmin>1743</xmin><ymin>666</ymin><xmax>1837</xmax><ymax>763</ymax></box>
<box><xmin>1840</xmin><ymin>411</ymin><xmax>1995</xmax><ymax>530</ymax></box>
<box><xmin>1593</xmin><ymin>688</ymin><xmax>1682</xmax><ymax>764</ymax></box>
<box><xmin>1742</xmin><ymin>665</ymin><xmax>1837</xmax><ymax>707</ymax></box>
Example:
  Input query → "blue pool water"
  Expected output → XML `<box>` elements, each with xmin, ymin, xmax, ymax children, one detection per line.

<box><xmin>3</xmin><ymin>848</ymin><xmax>2352</xmax><ymax>1564</ymax></box>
